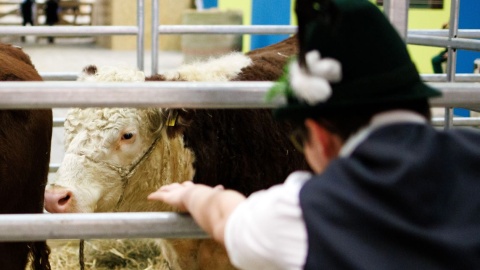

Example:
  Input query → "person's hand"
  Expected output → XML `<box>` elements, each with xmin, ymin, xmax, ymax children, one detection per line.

<box><xmin>148</xmin><ymin>181</ymin><xmax>195</xmax><ymax>212</ymax></box>
<box><xmin>148</xmin><ymin>181</ymin><xmax>224</xmax><ymax>212</ymax></box>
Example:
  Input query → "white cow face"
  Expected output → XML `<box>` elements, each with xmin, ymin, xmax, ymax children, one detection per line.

<box><xmin>45</xmin><ymin>107</ymin><xmax>165</xmax><ymax>213</ymax></box>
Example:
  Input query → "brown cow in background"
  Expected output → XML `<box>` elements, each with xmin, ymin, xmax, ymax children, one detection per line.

<box><xmin>0</xmin><ymin>43</ymin><xmax>52</xmax><ymax>270</ymax></box>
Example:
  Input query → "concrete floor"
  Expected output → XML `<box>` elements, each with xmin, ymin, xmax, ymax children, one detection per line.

<box><xmin>10</xmin><ymin>36</ymin><xmax>184</xmax><ymax>76</ymax></box>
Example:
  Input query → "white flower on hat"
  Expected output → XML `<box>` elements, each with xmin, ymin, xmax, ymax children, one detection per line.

<box><xmin>289</xmin><ymin>50</ymin><xmax>342</xmax><ymax>105</ymax></box>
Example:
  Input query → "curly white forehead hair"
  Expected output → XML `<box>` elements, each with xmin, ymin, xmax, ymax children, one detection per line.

<box><xmin>78</xmin><ymin>65</ymin><xmax>145</xmax><ymax>82</ymax></box>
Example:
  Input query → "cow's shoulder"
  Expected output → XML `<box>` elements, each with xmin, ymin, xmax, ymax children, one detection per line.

<box><xmin>0</xmin><ymin>43</ymin><xmax>42</xmax><ymax>81</ymax></box>
<box><xmin>235</xmin><ymin>35</ymin><xmax>298</xmax><ymax>81</ymax></box>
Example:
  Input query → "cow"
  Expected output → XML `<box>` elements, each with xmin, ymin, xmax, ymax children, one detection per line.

<box><xmin>44</xmin><ymin>35</ymin><xmax>308</xmax><ymax>269</ymax></box>
<box><xmin>0</xmin><ymin>43</ymin><xmax>52</xmax><ymax>270</ymax></box>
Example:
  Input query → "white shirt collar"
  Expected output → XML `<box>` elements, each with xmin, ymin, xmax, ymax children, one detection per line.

<box><xmin>339</xmin><ymin>110</ymin><xmax>427</xmax><ymax>157</ymax></box>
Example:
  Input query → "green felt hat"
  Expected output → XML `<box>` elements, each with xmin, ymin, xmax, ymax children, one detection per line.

<box><xmin>271</xmin><ymin>0</ymin><xmax>441</xmax><ymax>120</ymax></box>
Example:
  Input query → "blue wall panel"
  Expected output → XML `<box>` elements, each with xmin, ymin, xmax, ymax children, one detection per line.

<box><xmin>203</xmin><ymin>0</ymin><xmax>218</xmax><ymax>9</ymax></box>
<box><xmin>250</xmin><ymin>0</ymin><xmax>291</xmax><ymax>50</ymax></box>
<box><xmin>457</xmin><ymin>0</ymin><xmax>480</xmax><ymax>73</ymax></box>
<box><xmin>455</xmin><ymin>0</ymin><xmax>480</xmax><ymax>116</ymax></box>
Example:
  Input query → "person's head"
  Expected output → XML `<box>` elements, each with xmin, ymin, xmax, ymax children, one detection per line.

<box><xmin>270</xmin><ymin>0</ymin><xmax>441</xmax><ymax>172</ymax></box>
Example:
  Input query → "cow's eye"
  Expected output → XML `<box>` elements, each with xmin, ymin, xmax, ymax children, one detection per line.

<box><xmin>122</xmin><ymin>133</ymin><xmax>134</xmax><ymax>140</ymax></box>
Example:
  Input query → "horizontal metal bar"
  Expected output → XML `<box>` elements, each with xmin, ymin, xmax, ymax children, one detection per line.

<box><xmin>407</xmin><ymin>35</ymin><xmax>480</xmax><ymax>50</ymax></box>
<box><xmin>157</xmin><ymin>25</ymin><xmax>297</xmax><ymax>35</ymax></box>
<box><xmin>1</xmin><ymin>82</ymin><xmax>480</xmax><ymax>109</ymax></box>
<box><xmin>39</xmin><ymin>74</ymin><xmax>480</xmax><ymax>84</ymax></box>
<box><xmin>0</xmin><ymin>81</ymin><xmax>282</xmax><ymax>109</ymax></box>
<box><xmin>39</xmin><ymin>73</ymin><xmax>480</xmax><ymax>83</ymax></box>
<box><xmin>1</xmin><ymin>25</ymin><xmax>478</xmax><ymax>39</ymax></box>
<box><xmin>432</xmin><ymin>117</ymin><xmax>480</xmax><ymax>127</ymax></box>
<box><xmin>53</xmin><ymin>118</ymin><xmax>64</xmax><ymax>127</ymax></box>
<box><xmin>408</xmin><ymin>29</ymin><xmax>480</xmax><ymax>39</ymax></box>
<box><xmin>0</xmin><ymin>26</ymin><xmax>140</xmax><ymax>36</ymax></box>
<box><xmin>40</xmin><ymin>72</ymin><xmax>79</xmax><ymax>81</ymax></box>
<box><xmin>428</xmin><ymin>83</ymin><xmax>480</xmax><ymax>107</ymax></box>
<box><xmin>0</xmin><ymin>213</ymin><xmax>207</xmax><ymax>242</ymax></box>
<box><xmin>2</xmin><ymin>25</ymin><xmax>479</xmax><ymax>37</ymax></box>
<box><xmin>49</xmin><ymin>163</ymin><xmax>60</xmax><ymax>173</ymax></box>
<box><xmin>421</xmin><ymin>74</ymin><xmax>480</xmax><ymax>82</ymax></box>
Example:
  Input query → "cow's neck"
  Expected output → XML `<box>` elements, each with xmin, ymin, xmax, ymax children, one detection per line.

<box><xmin>115</xmin><ymin>131</ymin><xmax>195</xmax><ymax>212</ymax></box>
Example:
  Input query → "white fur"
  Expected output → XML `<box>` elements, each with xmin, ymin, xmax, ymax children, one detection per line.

<box><xmin>78</xmin><ymin>65</ymin><xmax>146</xmax><ymax>82</ymax></box>
<box><xmin>162</xmin><ymin>52</ymin><xmax>252</xmax><ymax>81</ymax></box>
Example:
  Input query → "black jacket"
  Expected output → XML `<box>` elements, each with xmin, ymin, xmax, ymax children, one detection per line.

<box><xmin>300</xmin><ymin>123</ymin><xmax>480</xmax><ymax>269</ymax></box>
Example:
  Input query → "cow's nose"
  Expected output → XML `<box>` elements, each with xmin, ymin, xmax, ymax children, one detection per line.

<box><xmin>44</xmin><ymin>188</ymin><xmax>73</xmax><ymax>213</ymax></box>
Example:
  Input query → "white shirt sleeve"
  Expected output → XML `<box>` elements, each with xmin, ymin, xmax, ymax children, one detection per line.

<box><xmin>224</xmin><ymin>171</ymin><xmax>312</xmax><ymax>270</ymax></box>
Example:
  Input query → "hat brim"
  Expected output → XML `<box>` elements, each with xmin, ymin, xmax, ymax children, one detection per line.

<box><xmin>273</xmin><ymin>81</ymin><xmax>442</xmax><ymax>121</ymax></box>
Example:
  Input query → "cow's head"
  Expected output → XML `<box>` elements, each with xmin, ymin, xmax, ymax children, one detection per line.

<box><xmin>44</xmin><ymin>66</ymin><xmax>192</xmax><ymax>213</ymax></box>
<box><xmin>47</xmin><ymin>107</ymin><xmax>169</xmax><ymax>212</ymax></box>
<box><xmin>45</xmin><ymin>53</ymin><xmax>257</xmax><ymax>213</ymax></box>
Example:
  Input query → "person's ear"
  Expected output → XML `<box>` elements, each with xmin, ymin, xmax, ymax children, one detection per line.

<box><xmin>304</xmin><ymin>119</ymin><xmax>341</xmax><ymax>159</ymax></box>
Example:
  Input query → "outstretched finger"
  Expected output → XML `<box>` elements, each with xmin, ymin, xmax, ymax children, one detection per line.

<box><xmin>147</xmin><ymin>190</ymin><xmax>166</xmax><ymax>200</ymax></box>
<box><xmin>159</xmin><ymin>182</ymin><xmax>183</xmax><ymax>192</ymax></box>
<box><xmin>181</xmin><ymin>181</ymin><xmax>194</xmax><ymax>187</ymax></box>
<box><xmin>213</xmin><ymin>184</ymin><xmax>224</xmax><ymax>190</ymax></box>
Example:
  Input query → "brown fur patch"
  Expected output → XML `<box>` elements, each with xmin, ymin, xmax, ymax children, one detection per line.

<box><xmin>148</xmin><ymin>35</ymin><xmax>308</xmax><ymax>196</ymax></box>
<box><xmin>182</xmin><ymin>109</ymin><xmax>307</xmax><ymax>196</ymax></box>
<box><xmin>82</xmin><ymin>65</ymin><xmax>98</xmax><ymax>75</ymax></box>
<box><xmin>0</xmin><ymin>42</ymin><xmax>52</xmax><ymax>270</ymax></box>
<box><xmin>235</xmin><ymin>35</ymin><xmax>298</xmax><ymax>81</ymax></box>
<box><xmin>0</xmin><ymin>43</ymin><xmax>42</xmax><ymax>81</ymax></box>
<box><xmin>146</xmin><ymin>73</ymin><xmax>185</xmax><ymax>82</ymax></box>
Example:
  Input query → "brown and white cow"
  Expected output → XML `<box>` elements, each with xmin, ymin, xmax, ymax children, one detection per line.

<box><xmin>0</xmin><ymin>43</ymin><xmax>52</xmax><ymax>270</ymax></box>
<box><xmin>44</xmin><ymin>36</ymin><xmax>308</xmax><ymax>269</ymax></box>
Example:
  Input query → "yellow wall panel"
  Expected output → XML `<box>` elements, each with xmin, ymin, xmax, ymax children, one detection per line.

<box><xmin>408</xmin><ymin>8</ymin><xmax>451</xmax><ymax>73</ymax></box>
<box><xmin>218</xmin><ymin>0</ymin><xmax>252</xmax><ymax>51</ymax></box>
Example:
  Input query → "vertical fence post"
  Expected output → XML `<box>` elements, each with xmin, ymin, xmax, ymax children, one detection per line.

<box><xmin>137</xmin><ymin>0</ymin><xmax>145</xmax><ymax>71</ymax></box>
<box><xmin>151</xmin><ymin>0</ymin><xmax>159</xmax><ymax>75</ymax></box>
<box><xmin>382</xmin><ymin>0</ymin><xmax>409</xmax><ymax>40</ymax></box>
<box><xmin>445</xmin><ymin>0</ymin><xmax>460</xmax><ymax>128</ymax></box>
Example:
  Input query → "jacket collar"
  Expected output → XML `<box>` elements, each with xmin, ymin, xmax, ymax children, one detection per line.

<box><xmin>340</xmin><ymin>110</ymin><xmax>427</xmax><ymax>157</ymax></box>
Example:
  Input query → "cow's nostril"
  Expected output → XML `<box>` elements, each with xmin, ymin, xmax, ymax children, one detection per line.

<box><xmin>58</xmin><ymin>193</ymin><xmax>71</xmax><ymax>206</ymax></box>
<box><xmin>45</xmin><ymin>189</ymin><xmax>74</xmax><ymax>213</ymax></box>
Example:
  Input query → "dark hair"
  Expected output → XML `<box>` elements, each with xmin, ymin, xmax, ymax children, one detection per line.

<box><xmin>290</xmin><ymin>99</ymin><xmax>432</xmax><ymax>143</ymax></box>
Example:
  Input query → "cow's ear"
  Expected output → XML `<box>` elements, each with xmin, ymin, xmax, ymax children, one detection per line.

<box><xmin>165</xmin><ymin>109</ymin><xmax>193</xmax><ymax>139</ymax></box>
<box><xmin>146</xmin><ymin>109</ymin><xmax>193</xmax><ymax>139</ymax></box>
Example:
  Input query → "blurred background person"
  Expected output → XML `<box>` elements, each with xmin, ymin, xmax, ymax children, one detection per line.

<box><xmin>45</xmin><ymin>0</ymin><xmax>59</xmax><ymax>44</ymax></box>
<box><xmin>431</xmin><ymin>22</ymin><xmax>449</xmax><ymax>73</ymax></box>
<box><xmin>20</xmin><ymin>0</ymin><xmax>35</xmax><ymax>42</ymax></box>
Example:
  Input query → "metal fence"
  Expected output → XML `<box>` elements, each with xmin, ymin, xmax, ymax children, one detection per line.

<box><xmin>0</xmin><ymin>0</ymin><xmax>480</xmax><ymax>241</ymax></box>
<box><xmin>0</xmin><ymin>0</ymin><xmax>145</xmax><ymax>71</ymax></box>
